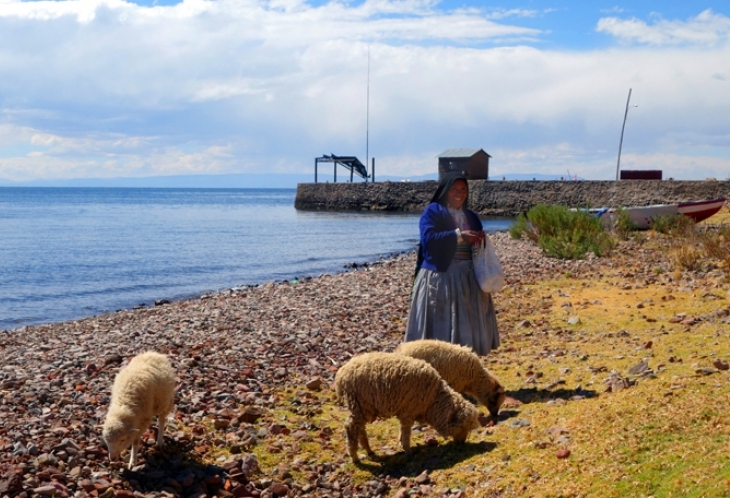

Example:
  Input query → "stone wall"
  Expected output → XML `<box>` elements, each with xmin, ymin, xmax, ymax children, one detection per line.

<box><xmin>295</xmin><ymin>180</ymin><xmax>730</xmax><ymax>217</ymax></box>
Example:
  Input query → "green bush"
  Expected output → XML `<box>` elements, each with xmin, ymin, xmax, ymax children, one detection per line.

<box><xmin>651</xmin><ymin>214</ymin><xmax>696</xmax><ymax>236</ymax></box>
<box><xmin>510</xmin><ymin>204</ymin><xmax>615</xmax><ymax>259</ymax></box>
<box><xmin>613</xmin><ymin>208</ymin><xmax>638</xmax><ymax>240</ymax></box>
<box><xmin>509</xmin><ymin>213</ymin><xmax>539</xmax><ymax>242</ymax></box>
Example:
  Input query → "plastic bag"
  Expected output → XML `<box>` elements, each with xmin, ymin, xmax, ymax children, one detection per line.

<box><xmin>472</xmin><ymin>235</ymin><xmax>505</xmax><ymax>293</ymax></box>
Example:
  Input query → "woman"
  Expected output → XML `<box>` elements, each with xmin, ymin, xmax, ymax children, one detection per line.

<box><xmin>404</xmin><ymin>172</ymin><xmax>500</xmax><ymax>356</ymax></box>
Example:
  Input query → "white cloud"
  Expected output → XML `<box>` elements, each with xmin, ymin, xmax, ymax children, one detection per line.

<box><xmin>597</xmin><ymin>9</ymin><xmax>730</xmax><ymax>46</ymax></box>
<box><xmin>0</xmin><ymin>1</ymin><xmax>729</xmax><ymax>182</ymax></box>
<box><xmin>485</xmin><ymin>8</ymin><xmax>539</xmax><ymax>20</ymax></box>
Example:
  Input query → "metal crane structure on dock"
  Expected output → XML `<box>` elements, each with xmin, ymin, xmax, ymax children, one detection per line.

<box><xmin>313</xmin><ymin>154</ymin><xmax>373</xmax><ymax>183</ymax></box>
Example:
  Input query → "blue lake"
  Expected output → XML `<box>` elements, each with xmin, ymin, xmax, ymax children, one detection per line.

<box><xmin>0</xmin><ymin>188</ymin><xmax>514</xmax><ymax>329</ymax></box>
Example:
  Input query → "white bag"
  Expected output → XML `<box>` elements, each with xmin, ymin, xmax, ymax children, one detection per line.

<box><xmin>472</xmin><ymin>235</ymin><xmax>505</xmax><ymax>293</ymax></box>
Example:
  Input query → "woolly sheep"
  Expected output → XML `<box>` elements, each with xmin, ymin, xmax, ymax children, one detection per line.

<box><xmin>102</xmin><ymin>351</ymin><xmax>176</xmax><ymax>469</ymax></box>
<box><xmin>395</xmin><ymin>339</ymin><xmax>505</xmax><ymax>417</ymax></box>
<box><xmin>334</xmin><ymin>352</ymin><xmax>480</xmax><ymax>463</ymax></box>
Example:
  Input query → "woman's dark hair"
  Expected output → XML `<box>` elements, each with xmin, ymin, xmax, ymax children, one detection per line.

<box><xmin>430</xmin><ymin>172</ymin><xmax>469</xmax><ymax>207</ymax></box>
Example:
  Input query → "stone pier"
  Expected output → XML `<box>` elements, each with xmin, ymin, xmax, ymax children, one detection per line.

<box><xmin>295</xmin><ymin>180</ymin><xmax>730</xmax><ymax>217</ymax></box>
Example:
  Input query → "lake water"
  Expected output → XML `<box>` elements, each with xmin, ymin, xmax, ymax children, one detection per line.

<box><xmin>0</xmin><ymin>188</ymin><xmax>514</xmax><ymax>330</ymax></box>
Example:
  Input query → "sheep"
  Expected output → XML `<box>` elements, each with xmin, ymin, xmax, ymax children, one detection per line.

<box><xmin>334</xmin><ymin>351</ymin><xmax>480</xmax><ymax>463</ymax></box>
<box><xmin>102</xmin><ymin>351</ymin><xmax>176</xmax><ymax>469</ymax></box>
<box><xmin>395</xmin><ymin>339</ymin><xmax>505</xmax><ymax>417</ymax></box>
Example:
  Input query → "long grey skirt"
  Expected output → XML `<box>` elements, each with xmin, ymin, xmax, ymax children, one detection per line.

<box><xmin>404</xmin><ymin>259</ymin><xmax>500</xmax><ymax>356</ymax></box>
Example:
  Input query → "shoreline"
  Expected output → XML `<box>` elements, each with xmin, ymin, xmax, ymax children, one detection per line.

<box><xmin>0</xmin><ymin>247</ymin><xmax>420</xmax><ymax>334</ymax></box>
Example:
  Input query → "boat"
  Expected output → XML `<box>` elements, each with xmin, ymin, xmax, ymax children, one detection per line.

<box><xmin>593</xmin><ymin>197</ymin><xmax>726</xmax><ymax>230</ymax></box>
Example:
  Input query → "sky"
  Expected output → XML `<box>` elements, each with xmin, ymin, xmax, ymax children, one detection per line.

<box><xmin>1</xmin><ymin>0</ymin><xmax>729</xmax><ymax>182</ymax></box>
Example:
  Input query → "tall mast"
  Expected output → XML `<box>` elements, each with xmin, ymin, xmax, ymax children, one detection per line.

<box><xmin>366</xmin><ymin>46</ymin><xmax>370</xmax><ymax>180</ymax></box>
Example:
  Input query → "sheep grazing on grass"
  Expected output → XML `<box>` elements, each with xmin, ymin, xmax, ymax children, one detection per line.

<box><xmin>102</xmin><ymin>351</ymin><xmax>176</xmax><ymax>469</ymax></box>
<box><xmin>395</xmin><ymin>339</ymin><xmax>505</xmax><ymax>417</ymax></box>
<box><xmin>334</xmin><ymin>352</ymin><xmax>480</xmax><ymax>463</ymax></box>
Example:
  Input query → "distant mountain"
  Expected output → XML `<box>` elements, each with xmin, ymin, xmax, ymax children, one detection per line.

<box><xmin>0</xmin><ymin>172</ymin><xmax>438</xmax><ymax>188</ymax></box>
<box><xmin>498</xmin><ymin>173</ymin><xmax>581</xmax><ymax>181</ymax></box>
<box><xmin>0</xmin><ymin>173</ymin><xmax>314</xmax><ymax>189</ymax></box>
<box><xmin>0</xmin><ymin>171</ymin><xmax>573</xmax><ymax>188</ymax></box>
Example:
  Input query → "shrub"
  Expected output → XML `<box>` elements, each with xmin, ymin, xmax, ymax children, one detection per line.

<box><xmin>613</xmin><ymin>208</ymin><xmax>638</xmax><ymax>240</ymax></box>
<box><xmin>699</xmin><ymin>226</ymin><xmax>730</xmax><ymax>270</ymax></box>
<box><xmin>510</xmin><ymin>204</ymin><xmax>615</xmax><ymax>259</ymax></box>
<box><xmin>651</xmin><ymin>214</ymin><xmax>696</xmax><ymax>237</ymax></box>
<box><xmin>509</xmin><ymin>213</ymin><xmax>539</xmax><ymax>242</ymax></box>
<box><xmin>670</xmin><ymin>241</ymin><xmax>705</xmax><ymax>272</ymax></box>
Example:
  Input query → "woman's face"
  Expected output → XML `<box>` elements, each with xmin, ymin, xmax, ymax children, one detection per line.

<box><xmin>446</xmin><ymin>179</ymin><xmax>468</xmax><ymax>209</ymax></box>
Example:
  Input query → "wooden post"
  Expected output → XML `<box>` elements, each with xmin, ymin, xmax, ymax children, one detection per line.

<box><xmin>314</xmin><ymin>158</ymin><xmax>318</xmax><ymax>183</ymax></box>
<box><xmin>334</xmin><ymin>161</ymin><xmax>337</xmax><ymax>183</ymax></box>
<box><xmin>372</xmin><ymin>158</ymin><xmax>375</xmax><ymax>182</ymax></box>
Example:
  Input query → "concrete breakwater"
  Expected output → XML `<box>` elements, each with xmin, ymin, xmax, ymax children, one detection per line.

<box><xmin>295</xmin><ymin>180</ymin><xmax>730</xmax><ymax>217</ymax></box>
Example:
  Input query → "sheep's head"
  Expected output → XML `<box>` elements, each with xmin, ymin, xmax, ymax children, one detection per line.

<box><xmin>486</xmin><ymin>383</ymin><xmax>506</xmax><ymax>417</ymax></box>
<box><xmin>445</xmin><ymin>401</ymin><xmax>480</xmax><ymax>443</ymax></box>
<box><xmin>102</xmin><ymin>419</ymin><xmax>140</xmax><ymax>461</ymax></box>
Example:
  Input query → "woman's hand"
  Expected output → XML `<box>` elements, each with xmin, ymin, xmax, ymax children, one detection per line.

<box><xmin>461</xmin><ymin>230</ymin><xmax>485</xmax><ymax>245</ymax></box>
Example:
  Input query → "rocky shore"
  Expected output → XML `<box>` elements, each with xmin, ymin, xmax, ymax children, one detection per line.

<box><xmin>3</xmin><ymin>226</ymin><xmax>725</xmax><ymax>498</ymax></box>
<box><xmin>0</xmin><ymin>232</ymin><xmax>573</xmax><ymax>498</ymax></box>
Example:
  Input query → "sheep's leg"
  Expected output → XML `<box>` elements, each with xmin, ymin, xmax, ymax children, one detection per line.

<box><xmin>357</xmin><ymin>425</ymin><xmax>374</xmax><ymax>457</ymax></box>
<box><xmin>156</xmin><ymin>413</ymin><xmax>167</xmax><ymax>447</ymax></box>
<box><xmin>399</xmin><ymin>418</ymin><xmax>414</xmax><ymax>454</ymax></box>
<box><xmin>345</xmin><ymin>416</ymin><xmax>361</xmax><ymax>462</ymax></box>
<box><xmin>128</xmin><ymin>442</ymin><xmax>138</xmax><ymax>470</ymax></box>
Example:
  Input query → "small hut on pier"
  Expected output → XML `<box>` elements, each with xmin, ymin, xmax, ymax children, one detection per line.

<box><xmin>437</xmin><ymin>148</ymin><xmax>491</xmax><ymax>181</ymax></box>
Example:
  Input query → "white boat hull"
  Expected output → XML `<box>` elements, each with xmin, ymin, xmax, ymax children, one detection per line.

<box><xmin>596</xmin><ymin>198</ymin><xmax>726</xmax><ymax>230</ymax></box>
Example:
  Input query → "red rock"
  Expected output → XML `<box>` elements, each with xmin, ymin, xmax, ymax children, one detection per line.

<box><xmin>556</xmin><ymin>449</ymin><xmax>571</xmax><ymax>459</ymax></box>
<box><xmin>34</xmin><ymin>486</ymin><xmax>60</xmax><ymax>496</ymax></box>
<box><xmin>213</xmin><ymin>419</ymin><xmax>230</xmax><ymax>430</ymax></box>
<box><xmin>269</xmin><ymin>424</ymin><xmax>286</xmax><ymax>435</ymax></box>
<box><xmin>269</xmin><ymin>482</ymin><xmax>289</xmax><ymax>496</ymax></box>
<box><xmin>305</xmin><ymin>378</ymin><xmax>323</xmax><ymax>390</ymax></box>
<box><xmin>232</xmin><ymin>484</ymin><xmax>254</xmax><ymax>497</ymax></box>
<box><xmin>205</xmin><ymin>475</ymin><xmax>222</xmax><ymax>486</ymax></box>
<box><xmin>239</xmin><ymin>407</ymin><xmax>263</xmax><ymax>423</ymax></box>
<box><xmin>414</xmin><ymin>470</ymin><xmax>430</xmax><ymax>485</ymax></box>
<box><xmin>501</xmin><ymin>396</ymin><xmax>523</xmax><ymax>408</ymax></box>
<box><xmin>80</xmin><ymin>480</ymin><xmax>96</xmax><ymax>492</ymax></box>
<box><xmin>713</xmin><ymin>359</ymin><xmax>729</xmax><ymax>371</ymax></box>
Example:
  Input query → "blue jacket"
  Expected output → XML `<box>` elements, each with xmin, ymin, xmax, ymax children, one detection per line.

<box><xmin>418</xmin><ymin>202</ymin><xmax>483</xmax><ymax>272</ymax></box>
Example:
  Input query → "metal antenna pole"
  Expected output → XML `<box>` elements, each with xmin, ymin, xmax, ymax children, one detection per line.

<box><xmin>366</xmin><ymin>46</ymin><xmax>370</xmax><ymax>182</ymax></box>
<box><xmin>616</xmin><ymin>88</ymin><xmax>633</xmax><ymax>181</ymax></box>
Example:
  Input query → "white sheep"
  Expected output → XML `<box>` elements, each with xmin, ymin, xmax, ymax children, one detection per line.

<box><xmin>102</xmin><ymin>351</ymin><xmax>176</xmax><ymax>469</ymax></box>
<box><xmin>334</xmin><ymin>351</ymin><xmax>480</xmax><ymax>463</ymax></box>
<box><xmin>395</xmin><ymin>339</ymin><xmax>505</xmax><ymax>417</ymax></box>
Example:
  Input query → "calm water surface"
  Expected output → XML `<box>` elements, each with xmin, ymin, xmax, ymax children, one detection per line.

<box><xmin>0</xmin><ymin>188</ymin><xmax>513</xmax><ymax>329</ymax></box>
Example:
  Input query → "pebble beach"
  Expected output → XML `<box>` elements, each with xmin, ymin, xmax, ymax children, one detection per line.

<box><xmin>3</xmin><ymin>227</ymin><xmax>727</xmax><ymax>498</ymax></box>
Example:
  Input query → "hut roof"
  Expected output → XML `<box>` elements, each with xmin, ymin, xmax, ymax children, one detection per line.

<box><xmin>437</xmin><ymin>148</ymin><xmax>491</xmax><ymax>158</ymax></box>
